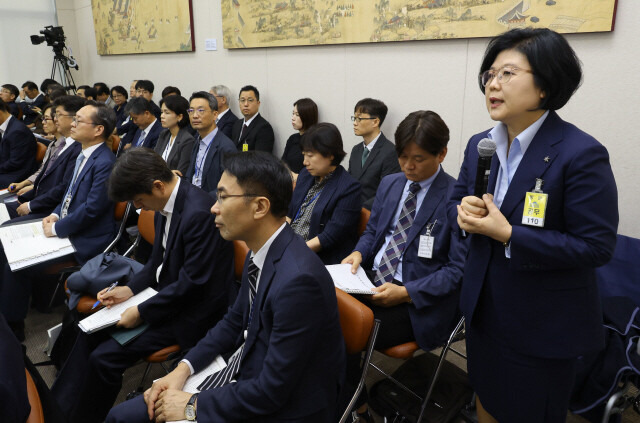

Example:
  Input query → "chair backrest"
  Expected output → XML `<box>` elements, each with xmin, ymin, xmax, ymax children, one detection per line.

<box><xmin>358</xmin><ymin>208</ymin><xmax>371</xmax><ymax>236</ymax></box>
<box><xmin>110</xmin><ymin>134</ymin><xmax>121</xmax><ymax>154</ymax></box>
<box><xmin>25</xmin><ymin>368</ymin><xmax>44</xmax><ymax>423</ymax></box>
<box><xmin>233</xmin><ymin>240</ymin><xmax>250</xmax><ymax>281</ymax></box>
<box><xmin>138</xmin><ymin>209</ymin><xmax>156</xmax><ymax>244</ymax></box>
<box><xmin>335</xmin><ymin>287</ymin><xmax>375</xmax><ymax>354</ymax></box>
<box><xmin>114</xmin><ymin>201</ymin><xmax>128</xmax><ymax>221</ymax></box>
<box><xmin>35</xmin><ymin>141</ymin><xmax>47</xmax><ymax>163</ymax></box>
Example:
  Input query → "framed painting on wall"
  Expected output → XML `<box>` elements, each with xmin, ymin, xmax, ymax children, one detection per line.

<box><xmin>91</xmin><ymin>0</ymin><xmax>195</xmax><ymax>55</ymax></box>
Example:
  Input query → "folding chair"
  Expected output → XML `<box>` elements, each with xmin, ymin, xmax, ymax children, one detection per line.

<box><xmin>337</xmin><ymin>287</ymin><xmax>381</xmax><ymax>423</ymax></box>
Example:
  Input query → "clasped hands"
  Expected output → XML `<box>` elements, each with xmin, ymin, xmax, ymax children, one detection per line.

<box><xmin>456</xmin><ymin>194</ymin><xmax>512</xmax><ymax>244</ymax></box>
<box><xmin>96</xmin><ymin>285</ymin><xmax>142</xmax><ymax>328</ymax></box>
<box><xmin>143</xmin><ymin>362</ymin><xmax>192</xmax><ymax>422</ymax></box>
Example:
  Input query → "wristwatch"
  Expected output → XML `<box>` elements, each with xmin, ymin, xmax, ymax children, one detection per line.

<box><xmin>184</xmin><ymin>393</ymin><xmax>198</xmax><ymax>421</ymax></box>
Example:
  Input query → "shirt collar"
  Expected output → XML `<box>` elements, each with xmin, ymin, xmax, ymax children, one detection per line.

<box><xmin>80</xmin><ymin>141</ymin><xmax>103</xmax><ymax>158</ymax></box>
<box><xmin>217</xmin><ymin>109</ymin><xmax>229</xmax><ymax>120</ymax></box>
<box><xmin>159</xmin><ymin>178</ymin><xmax>181</xmax><ymax>217</ymax></box>
<box><xmin>200</xmin><ymin>127</ymin><xmax>219</xmax><ymax>146</ymax></box>
<box><xmin>364</xmin><ymin>132</ymin><xmax>382</xmax><ymax>152</ymax></box>
<box><xmin>142</xmin><ymin>118</ymin><xmax>158</xmax><ymax>137</ymax></box>
<box><xmin>488</xmin><ymin>110</ymin><xmax>549</xmax><ymax>157</ymax></box>
<box><xmin>0</xmin><ymin>114</ymin><xmax>13</xmax><ymax>132</ymax></box>
<box><xmin>243</xmin><ymin>112</ymin><xmax>260</xmax><ymax>127</ymax></box>
<box><xmin>404</xmin><ymin>165</ymin><xmax>441</xmax><ymax>192</ymax></box>
<box><xmin>250</xmin><ymin>222</ymin><xmax>287</xmax><ymax>271</ymax></box>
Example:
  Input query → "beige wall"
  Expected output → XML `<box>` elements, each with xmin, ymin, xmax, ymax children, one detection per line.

<box><xmin>28</xmin><ymin>1</ymin><xmax>640</xmax><ymax>237</ymax></box>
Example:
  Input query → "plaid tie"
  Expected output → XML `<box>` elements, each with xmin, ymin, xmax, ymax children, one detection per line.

<box><xmin>374</xmin><ymin>182</ymin><xmax>421</xmax><ymax>286</ymax></box>
<box><xmin>43</xmin><ymin>139</ymin><xmax>66</xmax><ymax>176</ymax></box>
<box><xmin>198</xmin><ymin>258</ymin><xmax>259</xmax><ymax>390</ymax></box>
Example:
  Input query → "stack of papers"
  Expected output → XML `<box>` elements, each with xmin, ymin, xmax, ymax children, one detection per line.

<box><xmin>326</xmin><ymin>264</ymin><xmax>376</xmax><ymax>295</ymax></box>
<box><xmin>78</xmin><ymin>288</ymin><xmax>157</xmax><ymax>333</ymax></box>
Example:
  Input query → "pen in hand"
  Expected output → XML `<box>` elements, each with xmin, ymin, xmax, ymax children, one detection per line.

<box><xmin>92</xmin><ymin>281</ymin><xmax>119</xmax><ymax>310</ymax></box>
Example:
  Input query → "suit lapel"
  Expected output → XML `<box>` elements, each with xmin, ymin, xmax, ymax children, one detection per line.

<box><xmin>360</xmin><ymin>133</ymin><xmax>386</xmax><ymax>175</ymax></box>
<box><xmin>166</xmin><ymin>130</ymin><xmax>182</xmax><ymax>164</ymax></box>
<box><xmin>240</xmin><ymin>115</ymin><xmax>261</xmax><ymax>143</ymax></box>
<box><xmin>202</xmin><ymin>132</ymin><xmax>221</xmax><ymax>178</ymax></box>
<box><xmin>162</xmin><ymin>181</ymin><xmax>187</xmax><ymax>258</ymax></box>
<box><xmin>351</xmin><ymin>143</ymin><xmax>364</xmax><ymax>177</ymax></box>
<box><xmin>71</xmin><ymin>144</ymin><xmax>105</xmax><ymax>196</ymax></box>
<box><xmin>375</xmin><ymin>177</ymin><xmax>406</xmax><ymax>250</ymax></box>
<box><xmin>309</xmin><ymin>167</ymin><xmax>340</xmax><ymax>229</ymax></box>
<box><xmin>406</xmin><ymin>170</ymin><xmax>447</xmax><ymax>247</ymax></box>
<box><xmin>43</xmin><ymin>141</ymin><xmax>78</xmax><ymax>178</ymax></box>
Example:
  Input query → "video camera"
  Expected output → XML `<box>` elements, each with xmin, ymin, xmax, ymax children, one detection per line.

<box><xmin>30</xmin><ymin>26</ymin><xmax>66</xmax><ymax>51</ymax></box>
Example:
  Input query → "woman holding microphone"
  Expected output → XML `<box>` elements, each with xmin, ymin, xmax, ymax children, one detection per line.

<box><xmin>450</xmin><ymin>28</ymin><xmax>618</xmax><ymax>422</ymax></box>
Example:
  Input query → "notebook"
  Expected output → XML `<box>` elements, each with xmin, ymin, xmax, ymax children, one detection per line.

<box><xmin>78</xmin><ymin>288</ymin><xmax>157</xmax><ymax>333</ymax></box>
<box><xmin>326</xmin><ymin>263</ymin><xmax>376</xmax><ymax>295</ymax></box>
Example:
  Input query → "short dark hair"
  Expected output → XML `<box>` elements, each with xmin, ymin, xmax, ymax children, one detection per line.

<box><xmin>354</xmin><ymin>98</ymin><xmax>388</xmax><ymax>125</ymax></box>
<box><xmin>22</xmin><ymin>81</ymin><xmax>38</xmax><ymax>91</ymax></box>
<box><xmin>53</xmin><ymin>95</ymin><xmax>86</xmax><ymax>115</ymax></box>
<box><xmin>239</xmin><ymin>85</ymin><xmax>260</xmax><ymax>101</ymax></box>
<box><xmin>41</xmin><ymin>79</ymin><xmax>59</xmax><ymax>92</ymax></box>
<box><xmin>85</xmin><ymin>100</ymin><xmax>117</xmax><ymax>140</ymax></box>
<box><xmin>48</xmin><ymin>87</ymin><xmax>67</xmax><ymax>101</ymax></box>
<box><xmin>111</xmin><ymin>85</ymin><xmax>128</xmax><ymax>100</ymax></box>
<box><xmin>189</xmin><ymin>91</ymin><xmax>218</xmax><ymax>111</ymax></box>
<box><xmin>159</xmin><ymin>95</ymin><xmax>190</xmax><ymax>128</ymax></box>
<box><xmin>1</xmin><ymin>84</ymin><xmax>19</xmax><ymax>100</ymax></box>
<box><xmin>479</xmin><ymin>28</ymin><xmax>582</xmax><ymax>111</ymax></box>
<box><xmin>222</xmin><ymin>152</ymin><xmax>292</xmax><ymax>218</ymax></box>
<box><xmin>293</xmin><ymin>98</ymin><xmax>318</xmax><ymax>131</ymax></box>
<box><xmin>108</xmin><ymin>148</ymin><xmax>174</xmax><ymax>202</ymax></box>
<box><xmin>0</xmin><ymin>99</ymin><xmax>9</xmax><ymax>113</ymax></box>
<box><xmin>93</xmin><ymin>82</ymin><xmax>110</xmax><ymax>96</ymax></box>
<box><xmin>161</xmin><ymin>86</ymin><xmax>181</xmax><ymax>98</ymax></box>
<box><xmin>395</xmin><ymin>110</ymin><xmax>449</xmax><ymax>157</ymax></box>
<box><xmin>79</xmin><ymin>86</ymin><xmax>97</xmax><ymax>99</ymax></box>
<box><xmin>135</xmin><ymin>80</ymin><xmax>155</xmax><ymax>93</ymax></box>
<box><xmin>300</xmin><ymin>122</ymin><xmax>346</xmax><ymax>166</ymax></box>
<box><xmin>126</xmin><ymin>97</ymin><xmax>154</xmax><ymax>115</ymax></box>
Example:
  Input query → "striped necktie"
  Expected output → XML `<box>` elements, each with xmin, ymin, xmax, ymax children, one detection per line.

<box><xmin>60</xmin><ymin>152</ymin><xmax>85</xmax><ymax>218</ymax></box>
<box><xmin>197</xmin><ymin>258</ymin><xmax>259</xmax><ymax>390</ymax></box>
<box><xmin>135</xmin><ymin>130</ymin><xmax>146</xmax><ymax>147</ymax></box>
<box><xmin>374</xmin><ymin>182</ymin><xmax>421</xmax><ymax>286</ymax></box>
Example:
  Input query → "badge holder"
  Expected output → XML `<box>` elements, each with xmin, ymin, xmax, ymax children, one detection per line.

<box><xmin>522</xmin><ymin>178</ymin><xmax>548</xmax><ymax>227</ymax></box>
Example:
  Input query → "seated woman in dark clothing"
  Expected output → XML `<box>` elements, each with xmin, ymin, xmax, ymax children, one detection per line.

<box><xmin>281</xmin><ymin>98</ymin><xmax>318</xmax><ymax>174</ymax></box>
<box><xmin>111</xmin><ymin>85</ymin><xmax>128</xmax><ymax>130</ymax></box>
<box><xmin>288</xmin><ymin>123</ymin><xmax>362</xmax><ymax>265</ymax></box>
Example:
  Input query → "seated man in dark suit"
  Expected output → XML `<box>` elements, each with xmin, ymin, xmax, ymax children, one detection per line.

<box><xmin>107</xmin><ymin>151</ymin><xmax>346</xmax><ymax>423</ymax></box>
<box><xmin>135</xmin><ymin>80</ymin><xmax>161</xmax><ymax>119</ymax></box>
<box><xmin>5</xmin><ymin>96</ymin><xmax>84</xmax><ymax>221</ymax></box>
<box><xmin>0</xmin><ymin>102</ymin><xmax>117</xmax><ymax>341</ymax></box>
<box><xmin>0</xmin><ymin>98</ymin><xmax>37</xmax><ymax>187</ymax></box>
<box><xmin>348</xmin><ymin>98</ymin><xmax>401</xmax><ymax>210</ymax></box>
<box><xmin>1</xmin><ymin>84</ymin><xmax>22</xmax><ymax>119</ymax></box>
<box><xmin>19</xmin><ymin>81</ymin><xmax>47</xmax><ymax>127</ymax></box>
<box><xmin>342</xmin><ymin>111</ymin><xmax>468</xmax><ymax>418</ymax></box>
<box><xmin>185</xmin><ymin>91</ymin><xmax>236</xmax><ymax>194</ymax></box>
<box><xmin>231</xmin><ymin>85</ymin><xmax>275</xmax><ymax>153</ymax></box>
<box><xmin>93</xmin><ymin>82</ymin><xmax>115</xmax><ymax>108</ymax></box>
<box><xmin>52</xmin><ymin>148</ymin><xmax>233</xmax><ymax>423</ymax></box>
<box><xmin>209</xmin><ymin>84</ymin><xmax>237</xmax><ymax>139</ymax></box>
<box><xmin>76</xmin><ymin>85</ymin><xmax>97</xmax><ymax>101</ymax></box>
<box><xmin>0</xmin><ymin>314</ymin><xmax>30</xmax><ymax>423</ymax></box>
<box><xmin>119</xmin><ymin>97</ymin><xmax>162</xmax><ymax>152</ymax></box>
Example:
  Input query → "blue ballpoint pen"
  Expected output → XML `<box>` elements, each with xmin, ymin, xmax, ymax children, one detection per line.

<box><xmin>91</xmin><ymin>281</ymin><xmax>119</xmax><ymax>310</ymax></box>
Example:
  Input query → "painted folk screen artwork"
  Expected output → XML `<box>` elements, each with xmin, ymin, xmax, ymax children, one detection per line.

<box><xmin>221</xmin><ymin>0</ymin><xmax>618</xmax><ymax>49</ymax></box>
<box><xmin>91</xmin><ymin>0</ymin><xmax>195</xmax><ymax>55</ymax></box>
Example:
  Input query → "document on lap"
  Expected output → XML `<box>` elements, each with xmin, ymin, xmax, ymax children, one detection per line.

<box><xmin>326</xmin><ymin>263</ymin><xmax>376</xmax><ymax>295</ymax></box>
<box><xmin>78</xmin><ymin>287</ymin><xmax>157</xmax><ymax>334</ymax></box>
<box><xmin>0</xmin><ymin>203</ymin><xmax>10</xmax><ymax>225</ymax></box>
<box><xmin>0</xmin><ymin>221</ymin><xmax>76</xmax><ymax>271</ymax></box>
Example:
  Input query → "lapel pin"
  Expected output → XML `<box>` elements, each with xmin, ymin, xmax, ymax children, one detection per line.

<box><xmin>543</xmin><ymin>156</ymin><xmax>550</xmax><ymax>163</ymax></box>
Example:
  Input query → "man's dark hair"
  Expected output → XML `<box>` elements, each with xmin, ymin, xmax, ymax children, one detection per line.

<box><xmin>161</xmin><ymin>86</ymin><xmax>181</xmax><ymax>98</ymax></box>
<box><xmin>77</xmin><ymin>85</ymin><xmax>91</xmax><ymax>91</ymax></box>
<box><xmin>111</xmin><ymin>85</ymin><xmax>128</xmax><ymax>100</ymax></box>
<box><xmin>1</xmin><ymin>84</ymin><xmax>19</xmax><ymax>100</ymax></box>
<box><xmin>40</xmin><ymin>78</ymin><xmax>59</xmax><ymax>92</ymax></box>
<box><xmin>479</xmin><ymin>28</ymin><xmax>582</xmax><ymax>110</ymax></box>
<box><xmin>239</xmin><ymin>85</ymin><xmax>260</xmax><ymax>101</ymax></box>
<box><xmin>222</xmin><ymin>152</ymin><xmax>292</xmax><ymax>218</ymax></box>
<box><xmin>108</xmin><ymin>148</ymin><xmax>174</xmax><ymax>202</ymax></box>
<box><xmin>300</xmin><ymin>122</ymin><xmax>346</xmax><ymax>166</ymax></box>
<box><xmin>160</xmin><ymin>95</ymin><xmax>190</xmax><ymax>128</ymax></box>
<box><xmin>126</xmin><ymin>97</ymin><xmax>154</xmax><ymax>115</ymax></box>
<box><xmin>93</xmin><ymin>82</ymin><xmax>110</xmax><ymax>96</ymax></box>
<box><xmin>48</xmin><ymin>87</ymin><xmax>67</xmax><ymax>102</ymax></box>
<box><xmin>22</xmin><ymin>81</ymin><xmax>38</xmax><ymax>91</ymax></box>
<box><xmin>135</xmin><ymin>80</ymin><xmax>155</xmax><ymax>94</ymax></box>
<box><xmin>85</xmin><ymin>100</ymin><xmax>117</xmax><ymax>140</ymax></box>
<box><xmin>52</xmin><ymin>95</ymin><xmax>86</xmax><ymax>115</ymax></box>
<box><xmin>189</xmin><ymin>91</ymin><xmax>218</xmax><ymax>111</ymax></box>
<box><xmin>0</xmin><ymin>99</ymin><xmax>9</xmax><ymax>113</ymax></box>
<box><xmin>79</xmin><ymin>85</ymin><xmax>97</xmax><ymax>100</ymax></box>
<box><xmin>394</xmin><ymin>110</ymin><xmax>449</xmax><ymax>157</ymax></box>
<box><xmin>354</xmin><ymin>98</ymin><xmax>388</xmax><ymax>126</ymax></box>
<box><xmin>293</xmin><ymin>98</ymin><xmax>318</xmax><ymax>132</ymax></box>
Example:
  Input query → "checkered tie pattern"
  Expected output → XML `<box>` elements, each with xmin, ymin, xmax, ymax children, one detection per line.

<box><xmin>374</xmin><ymin>182</ymin><xmax>421</xmax><ymax>286</ymax></box>
<box><xmin>197</xmin><ymin>258</ymin><xmax>259</xmax><ymax>390</ymax></box>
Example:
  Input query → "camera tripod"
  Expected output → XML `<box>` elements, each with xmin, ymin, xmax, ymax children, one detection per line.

<box><xmin>51</xmin><ymin>49</ymin><xmax>78</xmax><ymax>94</ymax></box>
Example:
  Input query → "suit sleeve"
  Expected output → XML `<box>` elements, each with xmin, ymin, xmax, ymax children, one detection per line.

<box><xmin>253</xmin><ymin>122</ymin><xmax>275</xmax><ymax>153</ymax></box>
<box><xmin>28</xmin><ymin>156</ymin><xmax>76</xmax><ymax>213</ymax></box>
<box><xmin>509</xmin><ymin>142</ymin><xmax>618</xmax><ymax>270</ymax></box>
<box><xmin>354</xmin><ymin>178</ymin><xmax>388</xmax><ymax>263</ymax></box>
<box><xmin>0</xmin><ymin>128</ymin><xmax>35</xmax><ymax>173</ymax></box>
<box><xmin>136</xmin><ymin>212</ymin><xmax>228</xmax><ymax>325</ymax></box>
<box><xmin>316</xmin><ymin>178</ymin><xmax>362</xmax><ymax>251</ymax></box>
<box><xmin>196</xmin><ymin>272</ymin><xmax>331</xmax><ymax>421</ymax></box>
<box><xmin>54</xmin><ymin>158</ymin><xmax>113</xmax><ymax>238</ymax></box>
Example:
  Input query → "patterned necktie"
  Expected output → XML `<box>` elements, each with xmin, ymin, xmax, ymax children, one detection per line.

<box><xmin>61</xmin><ymin>152</ymin><xmax>85</xmax><ymax>218</ymax></box>
<box><xmin>239</xmin><ymin>123</ymin><xmax>248</xmax><ymax>141</ymax></box>
<box><xmin>43</xmin><ymin>139</ymin><xmax>66</xmax><ymax>176</ymax></box>
<box><xmin>135</xmin><ymin>131</ymin><xmax>146</xmax><ymax>147</ymax></box>
<box><xmin>361</xmin><ymin>146</ymin><xmax>370</xmax><ymax>168</ymax></box>
<box><xmin>374</xmin><ymin>182</ymin><xmax>421</xmax><ymax>286</ymax></box>
<box><xmin>198</xmin><ymin>258</ymin><xmax>259</xmax><ymax>390</ymax></box>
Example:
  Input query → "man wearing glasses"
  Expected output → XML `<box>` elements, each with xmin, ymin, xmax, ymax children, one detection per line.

<box><xmin>0</xmin><ymin>102</ymin><xmax>117</xmax><ymax>341</ymax></box>
<box><xmin>348</xmin><ymin>98</ymin><xmax>401</xmax><ymax>210</ymax></box>
<box><xmin>185</xmin><ymin>91</ymin><xmax>236</xmax><ymax>194</ymax></box>
<box><xmin>119</xmin><ymin>97</ymin><xmax>162</xmax><ymax>153</ymax></box>
<box><xmin>134</xmin><ymin>80</ymin><xmax>161</xmax><ymax>119</ymax></box>
<box><xmin>231</xmin><ymin>85</ymin><xmax>275</xmax><ymax>153</ymax></box>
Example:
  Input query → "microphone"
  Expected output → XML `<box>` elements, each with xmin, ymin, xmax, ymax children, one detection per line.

<box><xmin>473</xmin><ymin>138</ymin><xmax>497</xmax><ymax>198</ymax></box>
